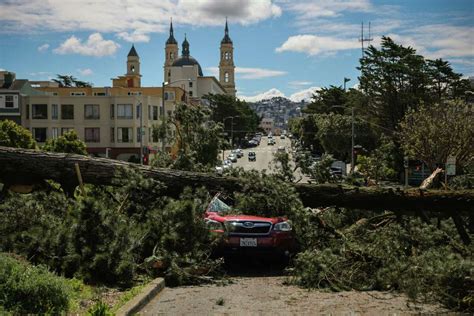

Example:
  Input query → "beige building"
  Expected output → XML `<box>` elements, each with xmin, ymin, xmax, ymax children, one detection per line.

<box><xmin>22</xmin><ymin>46</ymin><xmax>185</xmax><ymax>161</ymax></box>
<box><xmin>163</xmin><ymin>20</ymin><xmax>235</xmax><ymax>98</ymax></box>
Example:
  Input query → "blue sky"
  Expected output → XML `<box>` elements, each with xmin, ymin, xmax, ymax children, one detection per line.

<box><xmin>0</xmin><ymin>0</ymin><xmax>473</xmax><ymax>102</ymax></box>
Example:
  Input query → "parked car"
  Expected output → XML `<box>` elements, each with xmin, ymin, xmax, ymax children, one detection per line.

<box><xmin>235</xmin><ymin>149</ymin><xmax>244</xmax><ymax>158</ymax></box>
<box><xmin>223</xmin><ymin>159</ymin><xmax>232</xmax><ymax>169</ymax></box>
<box><xmin>277</xmin><ymin>146</ymin><xmax>286</xmax><ymax>153</ymax></box>
<box><xmin>227</xmin><ymin>153</ymin><xmax>238</xmax><ymax>163</ymax></box>
<box><xmin>248</xmin><ymin>151</ymin><xmax>256</xmax><ymax>161</ymax></box>
<box><xmin>280</xmin><ymin>135</ymin><xmax>286</xmax><ymax>139</ymax></box>
<box><xmin>205</xmin><ymin>194</ymin><xmax>297</xmax><ymax>258</ymax></box>
<box><xmin>267</xmin><ymin>138</ymin><xmax>275</xmax><ymax>145</ymax></box>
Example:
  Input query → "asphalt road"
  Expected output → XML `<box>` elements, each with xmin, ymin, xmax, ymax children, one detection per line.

<box><xmin>222</xmin><ymin>136</ymin><xmax>292</xmax><ymax>174</ymax></box>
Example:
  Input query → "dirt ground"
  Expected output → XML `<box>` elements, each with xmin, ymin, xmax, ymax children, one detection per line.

<box><xmin>140</xmin><ymin>276</ymin><xmax>446</xmax><ymax>315</ymax></box>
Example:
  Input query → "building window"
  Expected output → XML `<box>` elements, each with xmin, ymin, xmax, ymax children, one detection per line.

<box><xmin>110</xmin><ymin>104</ymin><xmax>114</xmax><ymax>119</ymax></box>
<box><xmin>224</xmin><ymin>72</ymin><xmax>229</xmax><ymax>83</ymax></box>
<box><xmin>61</xmin><ymin>104</ymin><xmax>74</xmax><ymax>119</ymax></box>
<box><xmin>170</xmin><ymin>52</ymin><xmax>174</xmax><ymax>60</ymax></box>
<box><xmin>85</xmin><ymin>128</ymin><xmax>100</xmax><ymax>143</ymax></box>
<box><xmin>26</xmin><ymin>104</ymin><xmax>29</xmax><ymax>119</ymax></box>
<box><xmin>225</xmin><ymin>52</ymin><xmax>230</xmax><ymax>60</ymax></box>
<box><xmin>5</xmin><ymin>95</ymin><xmax>14</xmax><ymax>108</ymax></box>
<box><xmin>117</xmin><ymin>127</ymin><xmax>132</xmax><ymax>143</ymax></box>
<box><xmin>94</xmin><ymin>92</ymin><xmax>106</xmax><ymax>96</ymax></box>
<box><xmin>153</xmin><ymin>106</ymin><xmax>158</xmax><ymax>120</ymax></box>
<box><xmin>52</xmin><ymin>127</ymin><xmax>59</xmax><ymax>139</ymax></box>
<box><xmin>117</xmin><ymin>104</ymin><xmax>133</xmax><ymax>119</ymax></box>
<box><xmin>189</xmin><ymin>81</ymin><xmax>193</xmax><ymax>88</ymax></box>
<box><xmin>189</xmin><ymin>91</ymin><xmax>193</xmax><ymax>97</ymax></box>
<box><xmin>51</xmin><ymin>104</ymin><xmax>58</xmax><ymax>120</ymax></box>
<box><xmin>61</xmin><ymin>128</ymin><xmax>73</xmax><ymax>135</ymax></box>
<box><xmin>164</xmin><ymin>91</ymin><xmax>175</xmax><ymax>101</ymax></box>
<box><xmin>130</xmin><ymin>65</ymin><xmax>135</xmax><ymax>73</ymax></box>
<box><xmin>127</xmin><ymin>91</ymin><xmax>141</xmax><ymax>96</ymax></box>
<box><xmin>84</xmin><ymin>104</ymin><xmax>100</xmax><ymax>119</ymax></box>
<box><xmin>70</xmin><ymin>92</ymin><xmax>85</xmax><ymax>96</ymax></box>
<box><xmin>32</xmin><ymin>104</ymin><xmax>48</xmax><ymax>119</ymax></box>
<box><xmin>32</xmin><ymin>128</ymin><xmax>47</xmax><ymax>142</ymax></box>
<box><xmin>110</xmin><ymin>127</ymin><xmax>115</xmax><ymax>142</ymax></box>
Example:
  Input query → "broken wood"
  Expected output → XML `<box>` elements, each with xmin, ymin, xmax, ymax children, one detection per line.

<box><xmin>0</xmin><ymin>146</ymin><xmax>473</xmax><ymax>216</ymax></box>
<box><xmin>420</xmin><ymin>167</ymin><xmax>442</xmax><ymax>190</ymax></box>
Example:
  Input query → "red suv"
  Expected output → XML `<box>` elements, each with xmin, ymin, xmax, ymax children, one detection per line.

<box><xmin>204</xmin><ymin>195</ymin><xmax>297</xmax><ymax>258</ymax></box>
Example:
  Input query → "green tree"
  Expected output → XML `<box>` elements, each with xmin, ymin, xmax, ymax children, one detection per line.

<box><xmin>315</xmin><ymin>113</ymin><xmax>377</xmax><ymax>161</ymax></box>
<box><xmin>304</xmin><ymin>85</ymin><xmax>347</xmax><ymax>114</ymax></box>
<box><xmin>0</xmin><ymin>120</ymin><xmax>36</xmax><ymax>149</ymax></box>
<box><xmin>272</xmin><ymin>151</ymin><xmax>295</xmax><ymax>182</ymax></box>
<box><xmin>359</xmin><ymin>37</ymin><xmax>467</xmax><ymax>135</ymax></box>
<box><xmin>153</xmin><ymin>103</ymin><xmax>224</xmax><ymax>170</ymax></box>
<box><xmin>204</xmin><ymin>94</ymin><xmax>259</xmax><ymax>146</ymax></box>
<box><xmin>357</xmin><ymin>136</ymin><xmax>398</xmax><ymax>183</ymax></box>
<box><xmin>42</xmin><ymin>130</ymin><xmax>87</xmax><ymax>155</ymax></box>
<box><xmin>52</xmin><ymin>74</ymin><xmax>92</xmax><ymax>88</ymax></box>
<box><xmin>398</xmin><ymin>100</ymin><xmax>474</xmax><ymax>171</ymax></box>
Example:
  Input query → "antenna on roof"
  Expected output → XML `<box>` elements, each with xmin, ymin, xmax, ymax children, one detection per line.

<box><xmin>358</xmin><ymin>21</ymin><xmax>373</xmax><ymax>57</ymax></box>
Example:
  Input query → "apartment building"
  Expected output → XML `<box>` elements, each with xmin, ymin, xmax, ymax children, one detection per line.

<box><xmin>22</xmin><ymin>85</ymin><xmax>184</xmax><ymax>161</ymax></box>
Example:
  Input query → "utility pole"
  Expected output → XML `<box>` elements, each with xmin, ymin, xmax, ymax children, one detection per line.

<box><xmin>359</xmin><ymin>22</ymin><xmax>373</xmax><ymax>57</ymax></box>
<box><xmin>351</xmin><ymin>106</ymin><xmax>355</xmax><ymax>173</ymax></box>
<box><xmin>139</xmin><ymin>102</ymin><xmax>143</xmax><ymax>164</ymax></box>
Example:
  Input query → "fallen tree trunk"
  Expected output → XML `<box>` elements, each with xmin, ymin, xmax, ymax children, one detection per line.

<box><xmin>0</xmin><ymin>146</ymin><xmax>473</xmax><ymax>216</ymax></box>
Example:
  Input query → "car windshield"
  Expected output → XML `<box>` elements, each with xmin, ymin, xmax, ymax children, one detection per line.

<box><xmin>207</xmin><ymin>194</ymin><xmax>232</xmax><ymax>213</ymax></box>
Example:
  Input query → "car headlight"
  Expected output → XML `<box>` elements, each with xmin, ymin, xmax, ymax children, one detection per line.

<box><xmin>273</xmin><ymin>220</ymin><xmax>292</xmax><ymax>232</ymax></box>
<box><xmin>206</xmin><ymin>219</ymin><xmax>224</xmax><ymax>231</ymax></box>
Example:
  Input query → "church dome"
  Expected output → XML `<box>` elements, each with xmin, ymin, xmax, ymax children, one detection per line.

<box><xmin>172</xmin><ymin>56</ymin><xmax>204</xmax><ymax>76</ymax></box>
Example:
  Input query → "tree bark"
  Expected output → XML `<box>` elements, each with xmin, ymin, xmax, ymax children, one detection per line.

<box><xmin>0</xmin><ymin>146</ymin><xmax>473</xmax><ymax>216</ymax></box>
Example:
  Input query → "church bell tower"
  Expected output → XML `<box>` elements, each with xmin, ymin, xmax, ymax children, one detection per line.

<box><xmin>219</xmin><ymin>19</ymin><xmax>236</xmax><ymax>97</ymax></box>
<box><xmin>164</xmin><ymin>19</ymin><xmax>179</xmax><ymax>83</ymax></box>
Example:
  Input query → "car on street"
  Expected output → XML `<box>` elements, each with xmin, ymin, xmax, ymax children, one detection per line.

<box><xmin>277</xmin><ymin>146</ymin><xmax>286</xmax><ymax>153</ymax></box>
<box><xmin>223</xmin><ymin>159</ymin><xmax>232</xmax><ymax>170</ymax></box>
<box><xmin>267</xmin><ymin>138</ymin><xmax>275</xmax><ymax>145</ymax></box>
<box><xmin>205</xmin><ymin>194</ymin><xmax>297</xmax><ymax>259</ymax></box>
<box><xmin>235</xmin><ymin>149</ymin><xmax>244</xmax><ymax>158</ymax></box>
<box><xmin>280</xmin><ymin>135</ymin><xmax>285</xmax><ymax>139</ymax></box>
<box><xmin>227</xmin><ymin>153</ymin><xmax>238</xmax><ymax>163</ymax></box>
<box><xmin>248</xmin><ymin>151</ymin><xmax>256</xmax><ymax>161</ymax></box>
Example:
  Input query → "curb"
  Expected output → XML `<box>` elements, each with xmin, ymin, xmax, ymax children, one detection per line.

<box><xmin>116</xmin><ymin>278</ymin><xmax>165</xmax><ymax>316</ymax></box>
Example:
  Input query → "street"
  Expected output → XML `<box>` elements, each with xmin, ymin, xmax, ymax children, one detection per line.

<box><xmin>222</xmin><ymin>136</ymin><xmax>292</xmax><ymax>174</ymax></box>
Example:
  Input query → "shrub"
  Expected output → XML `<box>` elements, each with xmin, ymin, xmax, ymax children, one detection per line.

<box><xmin>0</xmin><ymin>253</ymin><xmax>72</xmax><ymax>313</ymax></box>
<box><xmin>42</xmin><ymin>130</ymin><xmax>87</xmax><ymax>154</ymax></box>
<box><xmin>0</xmin><ymin>119</ymin><xmax>36</xmax><ymax>149</ymax></box>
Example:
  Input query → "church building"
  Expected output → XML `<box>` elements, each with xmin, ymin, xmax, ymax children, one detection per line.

<box><xmin>163</xmin><ymin>20</ymin><xmax>236</xmax><ymax>99</ymax></box>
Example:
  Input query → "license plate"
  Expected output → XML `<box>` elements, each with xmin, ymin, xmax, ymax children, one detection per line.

<box><xmin>240</xmin><ymin>238</ymin><xmax>257</xmax><ymax>247</ymax></box>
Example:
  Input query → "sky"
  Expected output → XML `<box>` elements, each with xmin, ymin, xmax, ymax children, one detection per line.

<box><xmin>0</xmin><ymin>0</ymin><xmax>473</xmax><ymax>102</ymax></box>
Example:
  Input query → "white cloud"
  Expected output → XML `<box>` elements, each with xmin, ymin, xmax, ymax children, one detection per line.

<box><xmin>53</xmin><ymin>33</ymin><xmax>120</xmax><ymax>57</ymax></box>
<box><xmin>37</xmin><ymin>43</ymin><xmax>49</xmax><ymax>52</ymax></box>
<box><xmin>276</xmin><ymin>34</ymin><xmax>360</xmax><ymax>56</ymax></box>
<box><xmin>206</xmin><ymin>66</ymin><xmax>287</xmax><ymax>79</ymax></box>
<box><xmin>238</xmin><ymin>88</ymin><xmax>285</xmax><ymax>102</ymax></box>
<box><xmin>285</xmin><ymin>0</ymin><xmax>372</xmax><ymax>19</ymax></box>
<box><xmin>238</xmin><ymin>86</ymin><xmax>320</xmax><ymax>102</ymax></box>
<box><xmin>77</xmin><ymin>68</ymin><xmax>93</xmax><ymax>76</ymax></box>
<box><xmin>236</xmin><ymin>67</ymin><xmax>286</xmax><ymax>79</ymax></box>
<box><xmin>0</xmin><ymin>0</ymin><xmax>281</xmax><ymax>40</ymax></box>
<box><xmin>116</xmin><ymin>31</ymin><xmax>150</xmax><ymax>43</ymax></box>
<box><xmin>289</xmin><ymin>80</ymin><xmax>312</xmax><ymax>87</ymax></box>
<box><xmin>289</xmin><ymin>86</ymin><xmax>320</xmax><ymax>102</ymax></box>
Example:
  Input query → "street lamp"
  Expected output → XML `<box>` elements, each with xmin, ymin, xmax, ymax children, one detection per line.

<box><xmin>161</xmin><ymin>78</ymin><xmax>194</xmax><ymax>151</ymax></box>
<box><xmin>343</xmin><ymin>77</ymin><xmax>351</xmax><ymax>91</ymax></box>
<box><xmin>222</xmin><ymin>116</ymin><xmax>239</xmax><ymax>161</ymax></box>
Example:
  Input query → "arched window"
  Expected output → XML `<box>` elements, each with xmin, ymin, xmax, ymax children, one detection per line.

<box><xmin>170</xmin><ymin>52</ymin><xmax>174</xmax><ymax>60</ymax></box>
<box><xmin>225</xmin><ymin>52</ymin><xmax>230</xmax><ymax>60</ymax></box>
<box><xmin>224</xmin><ymin>72</ymin><xmax>229</xmax><ymax>83</ymax></box>
<box><xmin>130</xmin><ymin>65</ymin><xmax>135</xmax><ymax>73</ymax></box>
